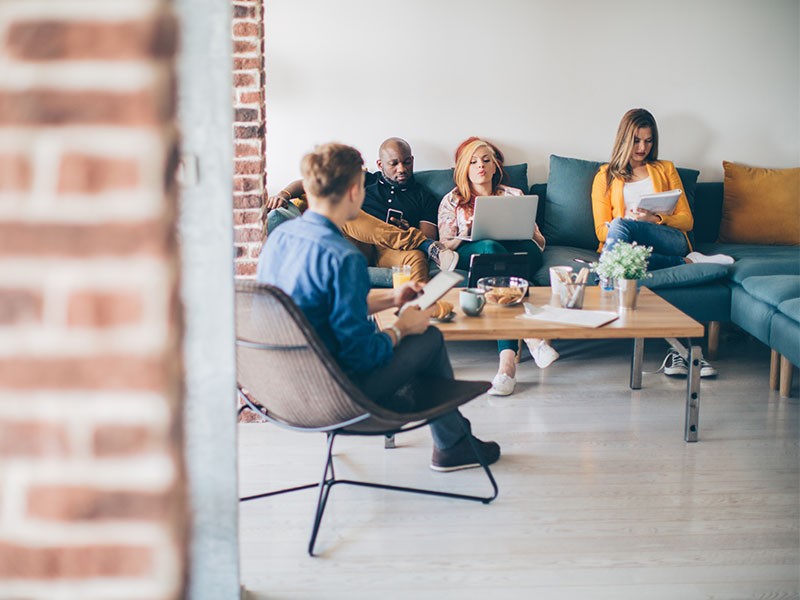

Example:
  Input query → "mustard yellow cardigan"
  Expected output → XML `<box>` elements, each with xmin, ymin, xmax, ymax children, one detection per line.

<box><xmin>591</xmin><ymin>160</ymin><xmax>694</xmax><ymax>252</ymax></box>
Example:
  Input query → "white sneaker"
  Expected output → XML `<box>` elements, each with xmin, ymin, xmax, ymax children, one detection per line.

<box><xmin>686</xmin><ymin>251</ymin><xmax>734</xmax><ymax>265</ymax></box>
<box><xmin>488</xmin><ymin>373</ymin><xmax>516</xmax><ymax>396</ymax></box>
<box><xmin>525</xmin><ymin>339</ymin><xmax>559</xmax><ymax>368</ymax></box>
<box><xmin>428</xmin><ymin>241</ymin><xmax>459</xmax><ymax>271</ymax></box>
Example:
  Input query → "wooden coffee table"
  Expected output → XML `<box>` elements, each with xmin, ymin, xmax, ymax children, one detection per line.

<box><xmin>376</xmin><ymin>286</ymin><xmax>706</xmax><ymax>442</ymax></box>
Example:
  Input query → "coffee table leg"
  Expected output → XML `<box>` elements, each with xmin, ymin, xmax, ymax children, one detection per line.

<box><xmin>685</xmin><ymin>344</ymin><xmax>702</xmax><ymax>442</ymax></box>
<box><xmin>630</xmin><ymin>338</ymin><xmax>644</xmax><ymax>389</ymax></box>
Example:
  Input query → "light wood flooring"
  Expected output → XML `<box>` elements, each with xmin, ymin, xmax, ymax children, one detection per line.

<box><xmin>239</xmin><ymin>331</ymin><xmax>800</xmax><ymax>600</ymax></box>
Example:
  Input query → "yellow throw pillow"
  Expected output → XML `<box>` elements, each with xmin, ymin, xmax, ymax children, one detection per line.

<box><xmin>719</xmin><ymin>161</ymin><xmax>800</xmax><ymax>245</ymax></box>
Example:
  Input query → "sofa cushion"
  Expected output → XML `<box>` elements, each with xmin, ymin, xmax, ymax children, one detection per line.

<box><xmin>778</xmin><ymin>298</ymin><xmax>800</xmax><ymax>323</ymax></box>
<box><xmin>719</xmin><ymin>161</ymin><xmax>800</xmax><ymax>245</ymax></box>
<box><xmin>643</xmin><ymin>263</ymin><xmax>730</xmax><ymax>290</ymax></box>
<box><xmin>535</xmin><ymin>245</ymin><xmax>600</xmax><ymax>286</ymax></box>
<box><xmin>415</xmin><ymin>163</ymin><xmax>529</xmax><ymax>202</ymax></box>
<box><xmin>740</xmin><ymin>275</ymin><xmax>800</xmax><ymax>308</ymax></box>
<box><xmin>695</xmin><ymin>243</ymin><xmax>800</xmax><ymax>284</ymax></box>
<box><xmin>692</xmin><ymin>182</ymin><xmax>723</xmax><ymax>244</ymax></box>
<box><xmin>541</xmin><ymin>155</ymin><xmax>602</xmax><ymax>250</ymax></box>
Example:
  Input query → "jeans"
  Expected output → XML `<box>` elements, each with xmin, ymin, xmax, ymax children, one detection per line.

<box><xmin>351</xmin><ymin>327</ymin><xmax>470</xmax><ymax>449</ymax></box>
<box><xmin>456</xmin><ymin>239</ymin><xmax>543</xmax><ymax>355</ymax></box>
<box><xmin>604</xmin><ymin>218</ymin><xmax>688</xmax><ymax>271</ymax></box>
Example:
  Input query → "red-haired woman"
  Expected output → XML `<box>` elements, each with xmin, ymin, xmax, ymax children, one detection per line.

<box><xmin>438</xmin><ymin>137</ymin><xmax>557</xmax><ymax>396</ymax></box>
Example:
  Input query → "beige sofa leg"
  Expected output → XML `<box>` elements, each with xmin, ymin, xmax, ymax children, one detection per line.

<box><xmin>706</xmin><ymin>321</ymin><xmax>720</xmax><ymax>360</ymax></box>
<box><xmin>779</xmin><ymin>356</ymin><xmax>794</xmax><ymax>398</ymax></box>
<box><xmin>769</xmin><ymin>350</ymin><xmax>780</xmax><ymax>390</ymax></box>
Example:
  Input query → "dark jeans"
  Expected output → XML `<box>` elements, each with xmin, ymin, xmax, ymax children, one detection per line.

<box><xmin>604</xmin><ymin>218</ymin><xmax>688</xmax><ymax>271</ymax></box>
<box><xmin>456</xmin><ymin>239</ymin><xmax>543</xmax><ymax>354</ymax></box>
<box><xmin>352</xmin><ymin>327</ymin><xmax>471</xmax><ymax>449</ymax></box>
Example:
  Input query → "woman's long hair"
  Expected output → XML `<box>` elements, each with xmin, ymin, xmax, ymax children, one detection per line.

<box><xmin>453</xmin><ymin>137</ymin><xmax>506</xmax><ymax>210</ymax></box>
<box><xmin>606</xmin><ymin>108</ymin><xmax>659</xmax><ymax>187</ymax></box>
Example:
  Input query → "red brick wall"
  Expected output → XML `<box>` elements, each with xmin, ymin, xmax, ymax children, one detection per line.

<box><xmin>232</xmin><ymin>0</ymin><xmax>266</xmax><ymax>278</ymax></box>
<box><xmin>0</xmin><ymin>2</ymin><xmax>186</xmax><ymax>597</ymax></box>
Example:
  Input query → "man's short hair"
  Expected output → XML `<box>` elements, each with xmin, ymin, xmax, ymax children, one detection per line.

<box><xmin>300</xmin><ymin>143</ymin><xmax>364</xmax><ymax>203</ymax></box>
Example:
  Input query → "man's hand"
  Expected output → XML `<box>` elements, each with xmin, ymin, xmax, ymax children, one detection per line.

<box><xmin>394</xmin><ymin>304</ymin><xmax>434</xmax><ymax>337</ymax></box>
<box><xmin>265</xmin><ymin>194</ymin><xmax>289</xmax><ymax>211</ymax></box>
<box><xmin>393</xmin><ymin>280</ymin><xmax>423</xmax><ymax>307</ymax></box>
<box><xmin>388</xmin><ymin>216</ymin><xmax>410</xmax><ymax>230</ymax></box>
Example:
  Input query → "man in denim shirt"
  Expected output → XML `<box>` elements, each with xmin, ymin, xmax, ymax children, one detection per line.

<box><xmin>257</xmin><ymin>142</ymin><xmax>500</xmax><ymax>472</ymax></box>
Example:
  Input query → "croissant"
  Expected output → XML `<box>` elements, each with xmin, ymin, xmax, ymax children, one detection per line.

<box><xmin>432</xmin><ymin>300</ymin><xmax>454</xmax><ymax>319</ymax></box>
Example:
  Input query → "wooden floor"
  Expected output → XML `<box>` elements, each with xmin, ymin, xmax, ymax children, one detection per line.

<box><xmin>238</xmin><ymin>332</ymin><xmax>800</xmax><ymax>600</ymax></box>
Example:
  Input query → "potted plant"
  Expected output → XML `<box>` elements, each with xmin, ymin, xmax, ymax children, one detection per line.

<box><xmin>592</xmin><ymin>241</ymin><xmax>653</xmax><ymax>310</ymax></box>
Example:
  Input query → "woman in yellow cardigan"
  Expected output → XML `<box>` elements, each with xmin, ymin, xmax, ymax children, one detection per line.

<box><xmin>592</xmin><ymin>108</ymin><xmax>732</xmax><ymax>378</ymax></box>
<box><xmin>592</xmin><ymin>108</ymin><xmax>733</xmax><ymax>270</ymax></box>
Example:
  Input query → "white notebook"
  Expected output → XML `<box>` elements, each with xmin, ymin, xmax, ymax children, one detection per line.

<box><xmin>632</xmin><ymin>189</ymin><xmax>681</xmax><ymax>215</ymax></box>
<box><xmin>519</xmin><ymin>303</ymin><xmax>619</xmax><ymax>328</ymax></box>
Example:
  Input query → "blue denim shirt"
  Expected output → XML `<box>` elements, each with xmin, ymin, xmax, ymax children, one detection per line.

<box><xmin>256</xmin><ymin>211</ymin><xmax>393</xmax><ymax>375</ymax></box>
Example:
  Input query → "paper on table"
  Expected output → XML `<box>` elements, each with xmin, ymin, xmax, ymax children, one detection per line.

<box><xmin>519</xmin><ymin>303</ymin><xmax>619</xmax><ymax>328</ymax></box>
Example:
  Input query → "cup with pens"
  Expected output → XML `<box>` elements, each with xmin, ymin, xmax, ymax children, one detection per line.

<box><xmin>554</xmin><ymin>267</ymin><xmax>589</xmax><ymax>309</ymax></box>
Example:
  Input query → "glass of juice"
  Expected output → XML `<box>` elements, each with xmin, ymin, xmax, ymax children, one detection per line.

<box><xmin>392</xmin><ymin>265</ymin><xmax>412</xmax><ymax>288</ymax></box>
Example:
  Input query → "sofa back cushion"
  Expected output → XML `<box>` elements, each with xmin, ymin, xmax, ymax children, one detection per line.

<box><xmin>719</xmin><ymin>161</ymin><xmax>800</xmax><ymax>245</ymax></box>
<box><xmin>415</xmin><ymin>163</ymin><xmax>529</xmax><ymax>204</ymax></box>
<box><xmin>541</xmin><ymin>155</ymin><xmax>603</xmax><ymax>250</ymax></box>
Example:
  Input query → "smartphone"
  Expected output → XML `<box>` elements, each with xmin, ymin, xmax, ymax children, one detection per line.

<box><xmin>386</xmin><ymin>208</ymin><xmax>404</xmax><ymax>224</ymax></box>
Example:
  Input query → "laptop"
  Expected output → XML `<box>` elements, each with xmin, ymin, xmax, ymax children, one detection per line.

<box><xmin>468</xmin><ymin>252</ymin><xmax>531</xmax><ymax>288</ymax></box>
<box><xmin>458</xmin><ymin>195</ymin><xmax>539</xmax><ymax>242</ymax></box>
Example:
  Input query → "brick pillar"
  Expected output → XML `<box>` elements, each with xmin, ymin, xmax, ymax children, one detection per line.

<box><xmin>0</xmin><ymin>2</ymin><xmax>186</xmax><ymax>598</ymax></box>
<box><xmin>232</xmin><ymin>0</ymin><xmax>266</xmax><ymax>278</ymax></box>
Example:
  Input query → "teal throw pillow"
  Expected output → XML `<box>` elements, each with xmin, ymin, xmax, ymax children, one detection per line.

<box><xmin>542</xmin><ymin>155</ymin><xmax>602</xmax><ymax>250</ymax></box>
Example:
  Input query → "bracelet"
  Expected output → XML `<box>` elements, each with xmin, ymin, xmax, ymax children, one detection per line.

<box><xmin>389</xmin><ymin>325</ymin><xmax>403</xmax><ymax>345</ymax></box>
<box><xmin>656</xmin><ymin>214</ymin><xmax>664</xmax><ymax>224</ymax></box>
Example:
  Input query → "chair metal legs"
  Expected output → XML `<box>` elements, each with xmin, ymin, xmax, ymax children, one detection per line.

<box><xmin>240</xmin><ymin>421</ymin><xmax>499</xmax><ymax>556</ymax></box>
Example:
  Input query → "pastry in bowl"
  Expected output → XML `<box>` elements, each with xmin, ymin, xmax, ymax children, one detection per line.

<box><xmin>476</xmin><ymin>276</ymin><xmax>528</xmax><ymax>306</ymax></box>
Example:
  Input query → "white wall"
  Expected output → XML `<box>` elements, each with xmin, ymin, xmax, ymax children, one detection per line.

<box><xmin>264</xmin><ymin>0</ymin><xmax>799</xmax><ymax>189</ymax></box>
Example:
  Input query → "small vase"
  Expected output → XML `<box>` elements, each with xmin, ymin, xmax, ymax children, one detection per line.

<box><xmin>616</xmin><ymin>278</ymin><xmax>640</xmax><ymax>311</ymax></box>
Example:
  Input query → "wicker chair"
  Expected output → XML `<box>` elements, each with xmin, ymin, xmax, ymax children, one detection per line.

<box><xmin>236</xmin><ymin>281</ymin><xmax>498</xmax><ymax>556</ymax></box>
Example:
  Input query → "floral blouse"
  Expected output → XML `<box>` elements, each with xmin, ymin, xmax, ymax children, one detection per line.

<box><xmin>437</xmin><ymin>184</ymin><xmax>545</xmax><ymax>250</ymax></box>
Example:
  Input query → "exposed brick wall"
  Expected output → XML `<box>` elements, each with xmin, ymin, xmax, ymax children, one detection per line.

<box><xmin>232</xmin><ymin>0</ymin><xmax>266</xmax><ymax>278</ymax></box>
<box><xmin>0</xmin><ymin>1</ymin><xmax>186</xmax><ymax>598</ymax></box>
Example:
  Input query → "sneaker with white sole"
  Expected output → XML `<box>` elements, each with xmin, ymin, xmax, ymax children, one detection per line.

<box><xmin>488</xmin><ymin>372</ymin><xmax>516</xmax><ymax>396</ymax></box>
<box><xmin>663</xmin><ymin>349</ymin><xmax>718</xmax><ymax>377</ymax></box>
<box><xmin>427</xmin><ymin>241</ymin><xmax>459</xmax><ymax>272</ymax></box>
<box><xmin>525</xmin><ymin>339</ymin><xmax>559</xmax><ymax>368</ymax></box>
<box><xmin>430</xmin><ymin>435</ymin><xmax>501</xmax><ymax>472</ymax></box>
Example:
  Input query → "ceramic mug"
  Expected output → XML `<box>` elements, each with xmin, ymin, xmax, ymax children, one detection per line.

<box><xmin>549</xmin><ymin>266</ymin><xmax>574</xmax><ymax>297</ymax></box>
<box><xmin>459</xmin><ymin>288</ymin><xmax>486</xmax><ymax>316</ymax></box>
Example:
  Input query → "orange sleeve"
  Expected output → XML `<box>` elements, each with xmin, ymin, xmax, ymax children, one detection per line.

<box><xmin>591</xmin><ymin>166</ymin><xmax>613</xmax><ymax>243</ymax></box>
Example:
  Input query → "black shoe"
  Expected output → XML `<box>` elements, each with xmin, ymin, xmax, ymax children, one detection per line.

<box><xmin>430</xmin><ymin>435</ymin><xmax>500</xmax><ymax>472</ymax></box>
<box><xmin>662</xmin><ymin>349</ymin><xmax>718</xmax><ymax>377</ymax></box>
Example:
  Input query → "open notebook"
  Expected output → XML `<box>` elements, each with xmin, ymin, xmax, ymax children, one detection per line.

<box><xmin>519</xmin><ymin>303</ymin><xmax>619</xmax><ymax>328</ymax></box>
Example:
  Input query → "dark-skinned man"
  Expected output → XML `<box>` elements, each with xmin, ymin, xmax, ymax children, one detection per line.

<box><xmin>265</xmin><ymin>138</ymin><xmax>457</xmax><ymax>281</ymax></box>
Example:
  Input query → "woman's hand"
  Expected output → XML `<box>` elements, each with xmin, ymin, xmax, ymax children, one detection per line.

<box><xmin>625</xmin><ymin>207</ymin><xmax>661</xmax><ymax>224</ymax></box>
<box><xmin>393</xmin><ymin>280</ymin><xmax>423</xmax><ymax>307</ymax></box>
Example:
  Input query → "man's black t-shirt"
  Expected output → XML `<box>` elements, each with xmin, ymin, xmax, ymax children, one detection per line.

<box><xmin>361</xmin><ymin>172</ymin><xmax>439</xmax><ymax>229</ymax></box>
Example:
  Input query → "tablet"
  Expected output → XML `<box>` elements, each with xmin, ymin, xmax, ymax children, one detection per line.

<box><xmin>401</xmin><ymin>271</ymin><xmax>463</xmax><ymax>312</ymax></box>
<box><xmin>634</xmin><ymin>189</ymin><xmax>681</xmax><ymax>215</ymax></box>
